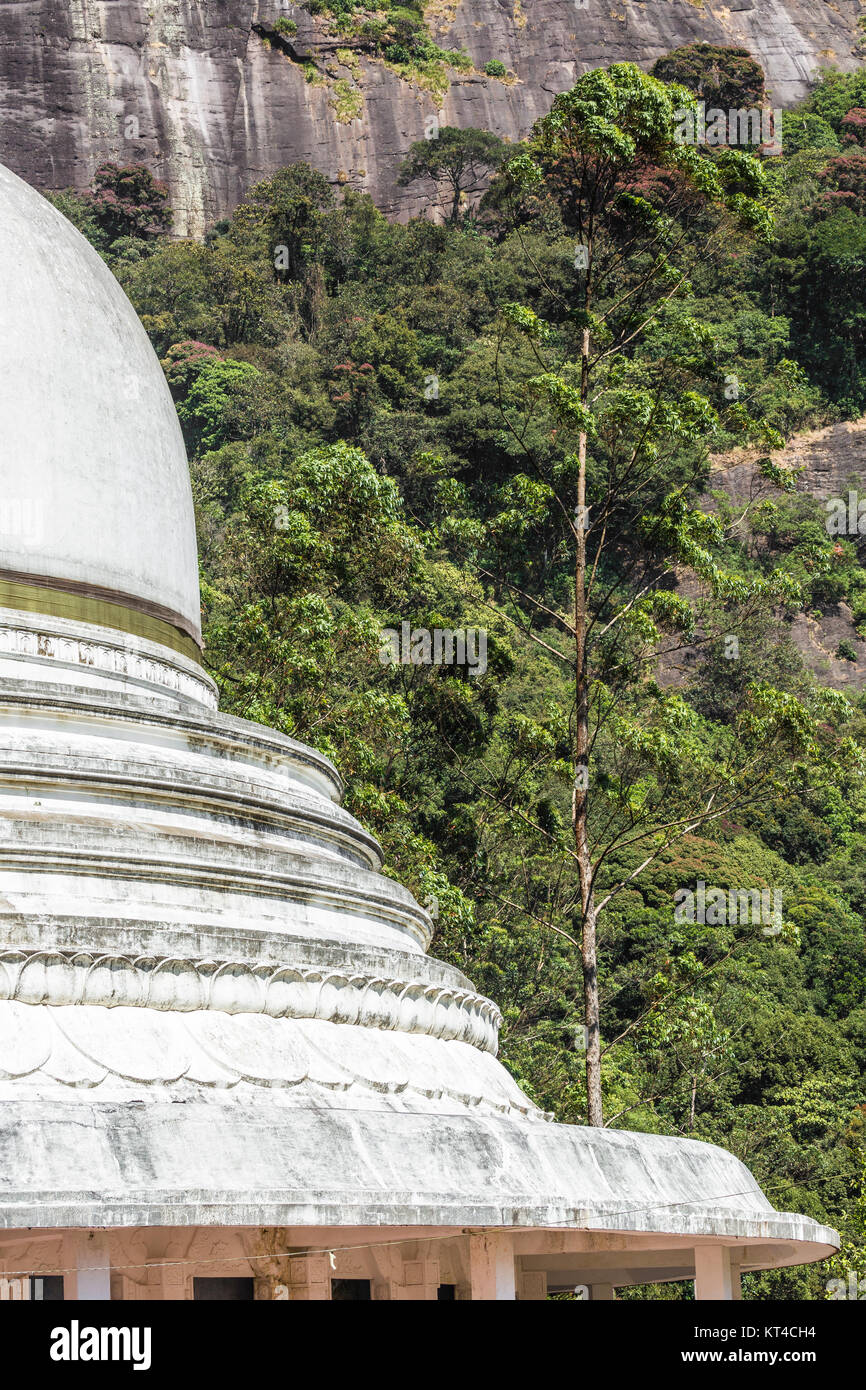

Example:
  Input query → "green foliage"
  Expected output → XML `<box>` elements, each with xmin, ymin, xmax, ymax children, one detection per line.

<box><xmin>49</xmin><ymin>164</ymin><xmax>171</xmax><ymax>261</ymax></box>
<box><xmin>782</xmin><ymin>112</ymin><xmax>841</xmax><ymax>156</ymax></box>
<box><xmin>826</xmin><ymin>1152</ymin><xmax>866</xmax><ymax>1292</ymax></box>
<box><xmin>801</xmin><ymin>68</ymin><xmax>866</xmax><ymax>132</ymax></box>
<box><xmin>330</xmin><ymin>78</ymin><xmax>364</xmax><ymax>122</ymax></box>
<box><xmin>302</xmin><ymin>0</ymin><xmax>471</xmax><ymax>97</ymax></box>
<box><xmin>399</xmin><ymin>126</ymin><xmax>509</xmax><ymax>221</ymax></box>
<box><xmin>175</xmin><ymin>356</ymin><xmax>262</xmax><ymax>454</ymax></box>
<box><xmin>777</xmin><ymin>209</ymin><xmax>866</xmax><ymax>413</ymax></box>
<box><xmin>57</xmin><ymin>55</ymin><xmax>866</xmax><ymax>1297</ymax></box>
<box><xmin>651</xmin><ymin>43</ymin><xmax>765</xmax><ymax>111</ymax></box>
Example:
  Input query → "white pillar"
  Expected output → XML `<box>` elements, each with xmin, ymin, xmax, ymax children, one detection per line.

<box><xmin>590</xmin><ymin>1283</ymin><xmax>614</xmax><ymax>1300</ymax></box>
<box><xmin>69</xmin><ymin>1233</ymin><xmax>111</xmax><ymax>1301</ymax></box>
<box><xmin>694</xmin><ymin>1245</ymin><xmax>740</xmax><ymax>1301</ymax></box>
<box><xmin>396</xmin><ymin>1258</ymin><xmax>440</xmax><ymax>1300</ymax></box>
<box><xmin>468</xmin><ymin>1233</ymin><xmax>516</xmax><ymax>1300</ymax></box>
<box><xmin>517</xmin><ymin>1269</ymin><xmax>548</xmax><ymax>1301</ymax></box>
<box><xmin>285</xmin><ymin>1253</ymin><xmax>330</xmax><ymax>1300</ymax></box>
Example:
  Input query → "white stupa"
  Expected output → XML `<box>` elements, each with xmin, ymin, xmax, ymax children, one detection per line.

<box><xmin>0</xmin><ymin>162</ymin><xmax>837</xmax><ymax>1300</ymax></box>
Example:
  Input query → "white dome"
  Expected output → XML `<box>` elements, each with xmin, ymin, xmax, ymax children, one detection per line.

<box><xmin>0</xmin><ymin>162</ymin><xmax>201</xmax><ymax>653</ymax></box>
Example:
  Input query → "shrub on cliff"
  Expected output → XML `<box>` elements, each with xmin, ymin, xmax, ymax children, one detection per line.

<box><xmin>842</xmin><ymin>107</ymin><xmax>866</xmax><ymax>148</ymax></box>
<box><xmin>651</xmin><ymin>43</ymin><xmax>765</xmax><ymax>112</ymax></box>
<box><xmin>399</xmin><ymin>126</ymin><xmax>509</xmax><ymax>222</ymax></box>
<box><xmin>84</xmin><ymin>163</ymin><xmax>172</xmax><ymax>243</ymax></box>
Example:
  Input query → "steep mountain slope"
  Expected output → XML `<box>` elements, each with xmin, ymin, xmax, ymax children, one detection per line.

<box><xmin>710</xmin><ymin>418</ymin><xmax>866</xmax><ymax>691</ymax></box>
<box><xmin>0</xmin><ymin>0</ymin><xmax>863</xmax><ymax>234</ymax></box>
<box><xmin>660</xmin><ymin>420</ymin><xmax>866</xmax><ymax>694</ymax></box>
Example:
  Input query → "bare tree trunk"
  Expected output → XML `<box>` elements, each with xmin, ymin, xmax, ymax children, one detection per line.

<box><xmin>573</xmin><ymin>315</ymin><xmax>602</xmax><ymax>1126</ymax></box>
<box><xmin>450</xmin><ymin>177</ymin><xmax>462</xmax><ymax>225</ymax></box>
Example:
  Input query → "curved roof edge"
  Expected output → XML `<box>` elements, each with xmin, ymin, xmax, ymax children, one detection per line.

<box><xmin>0</xmin><ymin>1103</ymin><xmax>839</xmax><ymax>1262</ymax></box>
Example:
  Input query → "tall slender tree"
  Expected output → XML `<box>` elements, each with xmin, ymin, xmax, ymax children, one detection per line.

<box><xmin>470</xmin><ymin>65</ymin><xmax>854</xmax><ymax>1125</ymax></box>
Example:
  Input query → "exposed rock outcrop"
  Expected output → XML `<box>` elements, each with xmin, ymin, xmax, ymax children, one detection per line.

<box><xmin>0</xmin><ymin>1</ymin><xmax>863</xmax><ymax>235</ymax></box>
<box><xmin>707</xmin><ymin>418</ymin><xmax>866</xmax><ymax>692</ymax></box>
<box><xmin>709</xmin><ymin>417</ymin><xmax>866</xmax><ymax>506</ymax></box>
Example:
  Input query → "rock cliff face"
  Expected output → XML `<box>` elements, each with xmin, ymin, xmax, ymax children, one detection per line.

<box><xmin>0</xmin><ymin>1</ymin><xmax>863</xmax><ymax>235</ymax></box>
<box><xmin>666</xmin><ymin>419</ymin><xmax>866</xmax><ymax>693</ymax></box>
<box><xmin>714</xmin><ymin>419</ymin><xmax>866</xmax><ymax>691</ymax></box>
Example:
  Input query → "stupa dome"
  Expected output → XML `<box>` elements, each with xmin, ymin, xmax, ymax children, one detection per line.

<box><xmin>0</xmin><ymin>162</ymin><xmax>201</xmax><ymax>656</ymax></box>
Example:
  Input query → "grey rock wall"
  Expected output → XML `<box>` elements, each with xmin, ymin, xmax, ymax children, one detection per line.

<box><xmin>708</xmin><ymin>418</ymin><xmax>866</xmax><ymax>691</ymax></box>
<box><xmin>0</xmin><ymin>1</ymin><xmax>863</xmax><ymax>235</ymax></box>
<box><xmin>658</xmin><ymin>418</ymin><xmax>866</xmax><ymax>693</ymax></box>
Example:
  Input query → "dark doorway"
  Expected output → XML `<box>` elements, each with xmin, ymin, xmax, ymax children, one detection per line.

<box><xmin>193</xmin><ymin>1277</ymin><xmax>255</xmax><ymax>1301</ymax></box>
<box><xmin>330</xmin><ymin>1278</ymin><xmax>371</xmax><ymax>1301</ymax></box>
<box><xmin>30</xmin><ymin>1276</ymin><xmax>64</xmax><ymax>1301</ymax></box>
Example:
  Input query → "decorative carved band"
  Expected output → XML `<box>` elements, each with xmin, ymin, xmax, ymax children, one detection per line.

<box><xmin>0</xmin><ymin>621</ymin><xmax>216</xmax><ymax>707</ymax></box>
<box><xmin>0</xmin><ymin>948</ymin><xmax>502</xmax><ymax>1054</ymax></box>
<box><xmin>0</xmin><ymin>998</ymin><xmax>539</xmax><ymax>1119</ymax></box>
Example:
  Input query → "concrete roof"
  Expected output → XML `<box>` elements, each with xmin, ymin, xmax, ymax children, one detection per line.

<box><xmin>0</xmin><ymin>1102</ymin><xmax>838</xmax><ymax>1269</ymax></box>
